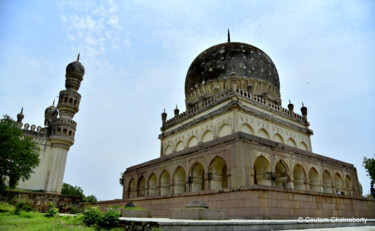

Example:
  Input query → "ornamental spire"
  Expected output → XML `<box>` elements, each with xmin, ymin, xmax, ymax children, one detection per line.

<box><xmin>77</xmin><ymin>52</ymin><xmax>80</xmax><ymax>61</ymax></box>
<box><xmin>227</xmin><ymin>29</ymin><xmax>231</xmax><ymax>43</ymax></box>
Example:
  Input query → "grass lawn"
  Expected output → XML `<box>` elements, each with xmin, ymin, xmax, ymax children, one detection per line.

<box><xmin>0</xmin><ymin>202</ymin><xmax>94</xmax><ymax>231</ymax></box>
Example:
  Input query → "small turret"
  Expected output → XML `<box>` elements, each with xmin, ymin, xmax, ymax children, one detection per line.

<box><xmin>161</xmin><ymin>109</ymin><xmax>167</xmax><ymax>126</ymax></box>
<box><xmin>17</xmin><ymin>108</ymin><xmax>24</xmax><ymax>128</ymax></box>
<box><xmin>301</xmin><ymin>103</ymin><xmax>308</xmax><ymax>120</ymax></box>
<box><xmin>288</xmin><ymin>100</ymin><xmax>294</xmax><ymax>113</ymax></box>
<box><xmin>44</xmin><ymin>100</ymin><xmax>58</xmax><ymax>127</ymax></box>
<box><xmin>174</xmin><ymin>105</ymin><xmax>179</xmax><ymax>117</ymax></box>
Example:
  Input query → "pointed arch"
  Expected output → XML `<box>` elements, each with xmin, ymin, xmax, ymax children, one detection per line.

<box><xmin>187</xmin><ymin>136</ymin><xmax>198</xmax><ymax>148</ymax></box>
<box><xmin>334</xmin><ymin>173</ymin><xmax>344</xmax><ymax>194</ymax></box>
<box><xmin>309</xmin><ymin>167</ymin><xmax>321</xmax><ymax>192</ymax></box>
<box><xmin>137</xmin><ymin>175</ymin><xmax>146</xmax><ymax>197</ymax></box>
<box><xmin>323</xmin><ymin>170</ymin><xmax>333</xmax><ymax>193</ymax></box>
<box><xmin>160</xmin><ymin>170</ymin><xmax>170</xmax><ymax>196</ymax></box>
<box><xmin>287</xmin><ymin>138</ymin><xmax>297</xmax><ymax>147</ymax></box>
<box><xmin>275</xmin><ymin>160</ymin><xmax>289</xmax><ymax>188</ymax></box>
<box><xmin>202</xmin><ymin>130</ymin><xmax>214</xmax><ymax>143</ymax></box>
<box><xmin>299</xmin><ymin>141</ymin><xmax>308</xmax><ymax>151</ymax></box>
<box><xmin>128</xmin><ymin>178</ymin><xmax>136</xmax><ymax>198</ymax></box>
<box><xmin>165</xmin><ymin>145</ymin><xmax>172</xmax><ymax>155</ymax></box>
<box><xmin>173</xmin><ymin>166</ymin><xmax>186</xmax><ymax>194</ymax></box>
<box><xmin>273</xmin><ymin>133</ymin><xmax>284</xmax><ymax>144</ymax></box>
<box><xmin>293</xmin><ymin>164</ymin><xmax>307</xmax><ymax>190</ymax></box>
<box><xmin>257</xmin><ymin>128</ymin><xmax>270</xmax><ymax>139</ymax></box>
<box><xmin>190</xmin><ymin>162</ymin><xmax>205</xmax><ymax>192</ymax></box>
<box><xmin>218</xmin><ymin>124</ymin><xmax>231</xmax><ymax>137</ymax></box>
<box><xmin>345</xmin><ymin>175</ymin><xmax>353</xmax><ymax>195</ymax></box>
<box><xmin>209</xmin><ymin>156</ymin><xmax>228</xmax><ymax>190</ymax></box>
<box><xmin>240</xmin><ymin>123</ymin><xmax>254</xmax><ymax>135</ymax></box>
<box><xmin>175</xmin><ymin>141</ymin><xmax>184</xmax><ymax>152</ymax></box>
<box><xmin>254</xmin><ymin>155</ymin><xmax>272</xmax><ymax>186</ymax></box>
<box><xmin>148</xmin><ymin>173</ymin><xmax>158</xmax><ymax>197</ymax></box>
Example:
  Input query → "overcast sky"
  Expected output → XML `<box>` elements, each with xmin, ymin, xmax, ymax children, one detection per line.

<box><xmin>1</xmin><ymin>0</ymin><xmax>374</xmax><ymax>200</ymax></box>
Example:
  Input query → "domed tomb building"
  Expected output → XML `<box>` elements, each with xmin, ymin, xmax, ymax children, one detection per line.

<box><xmin>121</xmin><ymin>37</ymin><xmax>370</xmax><ymax>218</ymax></box>
<box><xmin>15</xmin><ymin>55</ymin><xmax>85</xmax><ymax>194</ymax></box>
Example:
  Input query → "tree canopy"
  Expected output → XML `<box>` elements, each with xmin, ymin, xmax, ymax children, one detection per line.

<box><xmin>363</xmin><ymin>154</ymin><xmax>375</xmax><ymax>198</ymax></box>
<box><xmin>61</xmin><ymin>183</ymin><xmax>97</xmax><ymax>202</ymax></box>
<box><xmin>363</xmin><ymin>155</ymin><xmax>375</xmax><ymax>185</ymax></box>
<box><xmin>0</xmin><ymin>115</ymin><xmax>40</xmax><ymax>191</ymax></box>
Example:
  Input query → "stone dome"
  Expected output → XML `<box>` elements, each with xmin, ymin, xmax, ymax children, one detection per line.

<box><xmin>66</xmin><ymin>61</ymin><xmax>85</xmax><ymax>78</ymax></box>
<box><xmin>185</xmin><ymin>42</ymin><xmax>279</xmax><ymax>98</ymax></box>
<box><xmin>45</xmin><ymin>105</ymin><xmax>58</xmax><ymax>116</ymax></box>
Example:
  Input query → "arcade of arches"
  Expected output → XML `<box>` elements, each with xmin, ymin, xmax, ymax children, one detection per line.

<box><xmin>124</xmin><ymin>134</ymin><xmax>358</xmax><ymax>199</ymax></box>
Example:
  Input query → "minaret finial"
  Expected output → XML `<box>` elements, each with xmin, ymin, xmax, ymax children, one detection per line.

<box><xmin>227</xmin><ymin>29</ymin><xmax>231</xmax><ymax>43</ymax></box>
<box><xmin>21</xmin><ymin>107</ymin><xmax>23</xmax><ymax>113</ymax></box>
<box><xmin>77</xmin><ymin>52</ymin><xmax>80</xmax><ymax>61</ymax></box>
<box><xmin>302</xmin><ymin>102</ymin><xmax>304</xmax><ymax>107</ymax></box>
<box><xmin>52</xmin><ymin>99</ymin><xmax>55</xmax><ymax>106</ymax></box>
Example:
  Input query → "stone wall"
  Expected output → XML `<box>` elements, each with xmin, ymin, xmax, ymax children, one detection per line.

<box><xmin>91</xmin><ymin>186</ymin><xmax>375</xmax><ymax>219</ymax></box>
<box><xmin>0</xmin><ymin>190</ymin><xmax>80</xmax><ymax>212</ymax></box>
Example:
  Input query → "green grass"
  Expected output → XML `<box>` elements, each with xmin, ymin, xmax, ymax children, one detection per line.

<box><xmin>0</xmin><ymin>202</ymin><xmax>94</xmax><ymax>231</ymax></box>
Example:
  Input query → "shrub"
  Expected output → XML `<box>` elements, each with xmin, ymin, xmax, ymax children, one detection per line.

<box><xmin>14</xmin><ymin>201</ymin><xmax>25</xmax><ymax>215</ymax></box>
<box><xmin>44</xmin><ymin>202</ymin><xmax>59</xmax><ymax>217</ymax></box>
<box><xmin>96</xmin><ymin>208</ymin><xmax>121</xmax><ymax>229</ymax></box>
<box><xmin>83</xmin><ymin>206</ymin><xmax>101</xmax><ymax>226</ymax></box>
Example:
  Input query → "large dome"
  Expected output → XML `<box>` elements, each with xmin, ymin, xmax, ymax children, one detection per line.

<box><xmin>185</xmin><ymin>42</ymin><xmax>279</xmax><ymax>98</ymax></box>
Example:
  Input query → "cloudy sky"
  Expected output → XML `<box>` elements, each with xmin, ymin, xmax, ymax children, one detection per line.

<box><xmin>1</xmin><ymin>0</ymin><xmax>374</xmax><ymax>200</ymax></box>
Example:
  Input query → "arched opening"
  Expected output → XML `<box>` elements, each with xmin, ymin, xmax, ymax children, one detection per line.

<box><xmin>190</xmin><ymin>162</ymin><xmax>205</xmax><ymax>192</ymax></box>
<box><xmin>273</xmin><ymin>134</ymin><xmax>284</xmax><ymax>144</ymax></box>
<box><xmin>254</xmin><ymin>156</ymin><xmax>272</xmax><ymax>186</ymax></box>
<box><xmin>309</xmin><ymin>168</ymin><xmax>321</xmax><ymax>192</ymax></box>
<box><xmin>293</xmin><ymin>164</ymin><xmax>306</xmax><ymax>190</ymax></box>
<box><xmin>257</xmin><ymin>129</ymin><xmax>270</xmax><ymax>139</ymax></box>
<box><xmin>299</xmin><ymin>142</ymin><xmax>308</xmax><ymax>151</ymax></box>
<box><xmin>187</xmin><ymin>136</ymin><xmax>198</xmax><ymax>148</ymax></box>
<box><xmin>202</xmin><ymin>130</ymin><xmax>214</xmax><ymax>143</ymax></box>
<box><xmin>334</xmin><ymin>173</ymin><xmax>344</xmax><ymax>194</ymax></box>
<box><xmin>137</xmin><ymin>176</ymin><xmax>146</xmax><ymax>197</ymax></box>
<box><xmin>175</xmin><ymin>141</ymin><xmax>184</xmax><ymax>152</ymax></box>
<box><xmin>218</xmin><ymin>124</ymin><xmax>231</xmax><ymax>137</ymax></box>
<box><xmin>275</xmin><ymin>160</ymin><xmax>289</xmax><ymax>188</ymax></box>
<box><xmin>287</xmin><ymin>138</ymin><xmax>297</xmax><ymax>147</ymax></box>
<box><xmin>160</xmin><ymin>171</ymin><xmax>170</xmax><ymax>196</ymax></box>
<box><xmin>173</xmin><ymin>167</ymin><xmax>186</xmax><ymax>194</ymax></box>
<box><xmin>345</xmin><ymin>176</ymin><xmax>353</xmax><ymax>195</ymax></box>
<box><xmin>240</xmin><ymin>123</ymin><xmax>254</xmax><ymax>135</ymax></box>
<box><xmin>164</xmin><ymin>145</ymin><xmax>172</xmax><ymax>155</ymax></box>
<box><xmin>209</xmin><ymin>157</ymin><xmax>228</xmax><ymax>190</ymax></box>
<box><xmin>323</xmin><ymin>171</ymin><xmax>333</xmax><ymax>193</ymax></box>
<box><xmin>148</xmin><ymin>174</ymin><xmax>157</xmax><ymax>197</ymax></box>
<box><xmin>69</xmin><ymin>98</ymin><xmax>73</xmax><ymax>103</ymax></box>
<box><xmin>128</xmin><ymin>178</ymin><xmax>136</xmax><ymax>198</ymax></box>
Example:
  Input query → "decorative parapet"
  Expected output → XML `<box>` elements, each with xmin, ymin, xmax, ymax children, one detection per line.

<box><xmin>21</xmin><ymin>118</ymin><xmax>77</xmax><ymax>146</ymax></box>
<box><xmin>186</xmin><ymin>76</ymin><xmax>281</xmax><ymax>106</ymax></box>
<box><xmin>163</xmin><ymin>87</ymin><xmax>308</xmax><ymax>130</ymax></box>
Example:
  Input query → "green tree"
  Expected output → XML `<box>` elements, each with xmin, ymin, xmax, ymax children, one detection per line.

<box><xmin>61</xmin><ymin>183</ymin><xmax>85</xmax><ymax>201</ymax></box>
<box><xmin>0</xmin><ymin>115</ymin><xmax>40</xmax><ymax>190</ymax></box>
<box><xmin>119</xmin><ymin>171</ymin><xmax>124</xmax><ymax>186</ymax></box>
<box><xmin>363</xmin><ymin>154</ymin><xmax>375</xmax><ymax>197</ymax></box>
<box><xmin>83</xmin><ymin>195</ymin><xmax>97</xmax><ymax>202</ymax></box>
<box><xmin>61</xmin><ymin>183</ymin><xmax>97</xmax><ymax>202</ymax></box>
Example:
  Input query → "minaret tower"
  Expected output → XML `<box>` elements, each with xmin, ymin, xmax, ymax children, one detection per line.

<box><xmin>45</xmin><ymin>54</ymin><xmax>85</xmax><ymax>193</ymax></box>
<box><xmin>16</xmin><ymin>55</ymin><xmax>85</xmax><ymax>194</ymax></box>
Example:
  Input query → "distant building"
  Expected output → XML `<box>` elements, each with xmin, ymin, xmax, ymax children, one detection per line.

<box><xmin>16</xmin><ymin>55</ymin><xmax>84</xmax><ymax>194</ymax></box>
<box><xmin>118</xmin><ymin>36</ymin><xmax>374</xmax><ymax>218</ymax></box>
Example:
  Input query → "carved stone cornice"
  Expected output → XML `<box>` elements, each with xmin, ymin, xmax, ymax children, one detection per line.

<box><xmin>160</xmin><ymin>97</ymin><xmax>312</xmax><ymax>139</ymax></box>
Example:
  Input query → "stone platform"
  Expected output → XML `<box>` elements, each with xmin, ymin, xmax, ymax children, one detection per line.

<box><xmin>119</xmin><ymin>217</ymin><xmax>375</xmax><ymax>231</ymax></box>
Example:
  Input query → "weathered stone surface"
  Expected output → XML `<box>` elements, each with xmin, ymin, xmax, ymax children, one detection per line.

<box><xmin>169</xmin><ymin>208</ymin><xmax>227</xmax><ymax>220</ymax></box>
